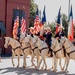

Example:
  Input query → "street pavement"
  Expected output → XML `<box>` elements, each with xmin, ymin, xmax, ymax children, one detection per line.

<box><xmin>0</xmin><ymin>56</ymin><xmax>75</xmax><ymax>75</ymax></box>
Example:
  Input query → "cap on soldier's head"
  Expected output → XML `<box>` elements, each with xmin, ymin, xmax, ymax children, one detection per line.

<box><xmin>59</xmin><ymin>26</ymin><xmax>64</xmax><ymax>30</ymax></box>
<box><xmin>46</xmin><ymin>27</ymin><xmax>51</xmax><ymax>30</ymax></box>
<box><xmin>29</xmin><ymin>27</ymin><xmax>34</xmax><ymax>30</ymax></box>
<box><xmin>44</xmin><ymin>28</ymin><xmax>47</xmax><ymax>30</ymax></box>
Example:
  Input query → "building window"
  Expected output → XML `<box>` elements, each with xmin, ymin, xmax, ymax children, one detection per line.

<box><xmin>12</xmin><ymin>9</ymin><xmax>24</xmax><ymax>37</ymax></box>
<box><xmin>0</xmin><ymin>21</ymin><xmax>6</xmax><ymax>38</ymax></box>
<box><xmin>12</xmin><ymin>9</ymin><xmax>24</xmax><ymax>27</ymax></box>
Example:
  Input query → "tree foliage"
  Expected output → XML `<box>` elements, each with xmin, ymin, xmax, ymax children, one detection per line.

<box><xmin>62</xmin><ymin>14</ymin><xmax>68</xmax><ymax>37</ymax></box>
<box><xmin>30</xmin><ymin>0</ymin><xmax>38</xmax><ymax>17</ymax></box>
<box><xmin>30</xmin><ymin>1</ymin><xmax>74</xmax><ymax>37</ymax></box>
<box><xmin>47</xmin><ymin>14</ymin><xmax>68</xmax><ymax>37</ymax></box>
<box><xmin>47</xmin><ymin>22</ymin><xmax>56</xmax><ymax>37</ymax></box>
<box><xmin>29</xmin><ymin>0</ymin><xmax>38</xmax><ymax>27</ymax></box>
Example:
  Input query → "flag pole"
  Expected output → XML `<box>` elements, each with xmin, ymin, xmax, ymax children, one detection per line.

<box><xmin>39</xmin><ymin>10</ymin><xmax>41</xmax><ymax>21</ymax></box>
<box><xmin>68</xmin><ymin>0</ymin><xmax>70</xmax><ymax>20</ymax></box>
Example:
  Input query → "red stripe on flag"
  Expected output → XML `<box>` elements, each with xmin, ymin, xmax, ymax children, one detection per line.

<box><xmin>21</xmin><ymin>17</ymin><xmax>26</xmax><ymax>34</ymax></box>
<box><xmin>34</xmin><ymin>16</ymin><xmax>41</xmax><ymax>34</ymax></box>
<box><xmin>55</xmin><ymin>24</ymin><xmax>60</xmax><ymax>34</ymax></box>
<box><xmin>68</xmin><ymin>20</ymin><xmax>74</xmax><ymax>41</ymax></box>
<box><xmin>13</xmin><ymin>16</ymin><xmax>19</xmax><ymax>39</ymax></box>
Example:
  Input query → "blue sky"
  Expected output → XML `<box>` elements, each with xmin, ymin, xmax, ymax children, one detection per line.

<box><xmin>34</xmin><ymin>0</ymin><xmax>75</xmax><ymax>23</ymax></box>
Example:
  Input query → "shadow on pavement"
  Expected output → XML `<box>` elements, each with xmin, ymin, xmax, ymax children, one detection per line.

<box><xmin>0</xmin><ymin>67</ymin><xmax>75</xmax><ymax>75</ymax></box>
<box><xmin>1</xmin><ymin>54</ymin><xmax>11</xmax><ymax>57</ymax></box>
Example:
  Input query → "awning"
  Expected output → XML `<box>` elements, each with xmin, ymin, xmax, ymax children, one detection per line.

<box><xmin>0</xmin><ymin>21</ymin><xmax>6</xmax><ymax>34</ymax></box>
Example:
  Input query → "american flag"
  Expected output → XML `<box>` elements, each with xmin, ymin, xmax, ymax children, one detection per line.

<box><xmin>21</xmin><ymin>17</ymin><xmax>26</xmax><ymax>34</ymax></box>
<box><xmin>34</xmin><ymin>8</ymin><xmax>41</xmax><ymax>34</ymax></box>
<box><xmin>13</xmin><ymin>15</ymin><xmax>19</xmax><ymax>39</ymax></box>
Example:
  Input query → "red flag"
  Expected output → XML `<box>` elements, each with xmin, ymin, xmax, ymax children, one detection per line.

<box><xmin>68</xmin><ymin>5</ymin><xmax>74</xmax><ymax>41</ymax></box>
<box><xmin>21</xmin><ymin>17</ymin><xmax>26</xmax><ymax>34</ymax></box>
<box><xmin>13</xmin><ymin>15</ymin><xmax>19</xmax><ymax>39</ymax></box>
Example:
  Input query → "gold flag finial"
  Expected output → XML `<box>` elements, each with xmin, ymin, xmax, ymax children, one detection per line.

<box><xmin>23</xmin><ymin>6</ymin><xmax>25</xmax><ymax>9</ymax></box>
<box><xmin>17</xmin><ymin>7</ymin><xmax>19</xmax><ymax>10</ymax></box>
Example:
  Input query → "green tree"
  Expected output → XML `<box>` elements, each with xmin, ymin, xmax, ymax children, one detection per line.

<box><xmin>30</xmin><ymin>0</ymin><xmax>38</xmax><ymax>16</ymax></box>
<box><xmin>62</xmin><ymin>14</ymin><xmax>68</xmax><ymax>37</ymax></box>
<box><xmin>54</xmin><ymin>14</ymin><xmax>68</xmax><ymax>37</ymax></box>
<box><xmin>47</xmin><ymin>14</ymin><xmax>68</xmax><ymax>37</ymax></box>
<box><xmin>47</xmin><ymin>22</ymin><xmax>56</xmax><ymax>37</ymax></box>
<box><xmin>29</xmin><ymin>0</ymin><xmax>38</xmax><ymax>27</ymax></box>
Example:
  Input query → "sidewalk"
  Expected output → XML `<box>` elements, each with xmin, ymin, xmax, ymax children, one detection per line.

<box><xmin>0</xmin><ymin>56</ymin><xmax>75</xmax><ymax>75</ymax></box>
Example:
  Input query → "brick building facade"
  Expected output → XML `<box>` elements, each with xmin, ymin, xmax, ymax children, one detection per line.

<box><xmin>0</xmin><ymin>0</ymin><xmax>30</xmax><ymax>54</ymax></box>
